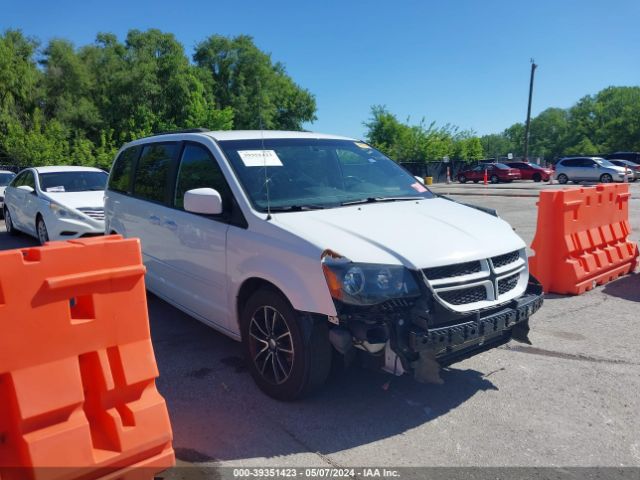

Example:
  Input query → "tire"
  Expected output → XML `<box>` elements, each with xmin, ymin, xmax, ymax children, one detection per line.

<box><xmin>490</xmin><ymin>175</ymin><xmax>499</xmax><ymax>184</ymax></box>
<box><xmin>4</xmin><ymin>208</ymin><xmax>18</xmax><ymax>236</ymax></box>
<box><xmin>240</xmin><ymin>287</ymin><xmax>332</xmax><ymax>400</ymax></box>
<box><xmin>532</xmin><ymin>173</ymin><xmax>542</xmax><ymax>182</ymax></box>
<box><xmin>458</xmin><ymin>175</ymin><xmax>467</xmax><ymax>184</ymax></box>
<box><xmin>599</xmin><ymin>173</ymin><xmax>613</xmax><ymax>183</ymax></box>
<box><xmin>557</xmin><ymin>174</ymin><xmax>568</xmax><ymax>184</ymax></box>
<box><xmin>473</xmin><ymin>180</ymin><xmax>479</xmax><ymax>183</ymax></box>
<box><xmin>36</xmin><ymin>215</ymin><xmax>49</xmax><ymax>245</ymax></box>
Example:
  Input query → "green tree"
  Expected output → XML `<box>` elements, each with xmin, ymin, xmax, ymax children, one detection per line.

<box><xmin>194</xmin><ymin>34</ymin><xmax>316</xmax><ymax>129</ymax></box>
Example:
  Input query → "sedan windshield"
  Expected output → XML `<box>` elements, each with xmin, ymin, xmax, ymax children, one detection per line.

<box><xmin>218</xmin><ymin>138</ymin><xmax>435</xmax><ymax>211</ymax></box>
<box><xmin>38</xmin><ymin>171</ymin><xmax>108</xmax><ymax>192</ymax></box>
<box><xmin>0</xmin><ymin>173</ymin><xmax>15</xmax><ymax>186</ymax></box>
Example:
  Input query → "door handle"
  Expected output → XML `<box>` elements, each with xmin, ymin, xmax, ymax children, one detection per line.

<box><xmin>149</xmin><ymin>215</ymin><xmax>161</xmax><ymax>225</ymax></box>
<box><xmin>164</xmin><ymin>220</ymin><xmax>177</xmax><ymax>231</ymax></box>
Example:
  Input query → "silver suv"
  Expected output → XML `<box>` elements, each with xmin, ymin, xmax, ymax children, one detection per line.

<box><xmin>554</xmin><ymin>157</ymin><xmax>631</xmax><ymax>184</ymax></box>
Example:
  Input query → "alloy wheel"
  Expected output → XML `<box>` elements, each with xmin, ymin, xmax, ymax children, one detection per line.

<box><xmin>5</xmin><ymin>209</ymin><xmax>13</xmax><ymax>232</ymax></box>
<box><xmin>37</xmin><ymin>218</ymin><xmax>49</xmax><ymax>244</ymax></box>
<box><xmin>248</xmin><ymin>306</ymin><xmax>295</xmax><ymax>385</ymax></box>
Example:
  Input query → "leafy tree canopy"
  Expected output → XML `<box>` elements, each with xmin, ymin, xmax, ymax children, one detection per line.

<box><xmin>0</xmin><ymin>29</ymin><xmax>316</xmax><ymax>168</ymax></box>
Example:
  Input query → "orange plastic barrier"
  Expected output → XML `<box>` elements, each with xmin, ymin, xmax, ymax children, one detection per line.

<box><xmin>0</xmin><ymin>236</ymin><xmax>174</xmax><ymax>480</ymax></box>
<box><xmin>529</xmin><ymin>183</ymin><xmax>639</xmax><ymax>294</ymax></box>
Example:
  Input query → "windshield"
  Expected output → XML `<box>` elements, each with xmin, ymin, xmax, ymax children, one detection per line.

<box><xmin>38</xmin><ymin>171</ymin><xmax>108</xmax><ymax>193</ymax></box>
<box><xmin>218</xmin><ymin>138</ymin><xmax>435</xmax><ymax>211</ymax></box>
<box><xmin>0</xmin><ymin>173</ymin><xmax>15</xmax><ymax>186</ymax></box>
<box><xmin>595</xmin><ymin>158</ymin><xmax>616</xmax><ymax>167</ymax></box>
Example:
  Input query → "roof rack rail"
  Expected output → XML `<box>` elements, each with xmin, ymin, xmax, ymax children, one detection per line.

<box><xmin>143</xmin><ymin>128</ymin><xmax>210</xmax><ymax>138</ymax></box>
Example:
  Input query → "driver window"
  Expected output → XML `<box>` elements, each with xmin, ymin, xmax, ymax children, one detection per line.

<box><xmin>23</xmin><ymin>171</ymin><xmax>36</xmax><ymax>189</ymax></box>
<box><xmin>174</xmin><ymin>144</ymin><xmax>232</xmax><ymax>213</ymax></box>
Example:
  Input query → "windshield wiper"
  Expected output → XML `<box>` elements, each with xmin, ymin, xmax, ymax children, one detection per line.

<box><xmin>340</xmin><ymin>196</ymin><xmax>421</xmax><ymax>206</ymax></box>
<box><xmin>266</xmin><ymin>204</ymin><xmax>326</xmax><ymax>212</ymax></box>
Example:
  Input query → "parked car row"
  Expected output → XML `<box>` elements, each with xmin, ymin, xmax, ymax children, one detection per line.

<box><xmin>1</xmin><ymin>129</ymin><xmax>543</xmax><ymax>400</ymax></box>
<box><xmin>457</xmin><ymin>162</ymin><xmax>553</xmax><ymax>184</ymax></box>
<box><xmin>456</xmin><ymin>154</ymin><xmax>640</xmax><ymax>185</ymax></box>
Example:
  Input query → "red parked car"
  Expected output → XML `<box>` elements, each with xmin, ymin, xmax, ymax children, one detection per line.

<box><xmin>457</xmin><ymin>163</ymin><xmax>521</xmax><ymax>184</ymax></box>
<box><xmin>504</xmin><ymin>161</ymin><xmax>553</xmax><ymax>182</ymax></box>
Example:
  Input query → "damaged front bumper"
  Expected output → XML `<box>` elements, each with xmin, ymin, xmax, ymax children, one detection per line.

<box><xmin>329</xmin><ymin>274</ymin><xmax>544</xmax><ymax>382</ymax></box>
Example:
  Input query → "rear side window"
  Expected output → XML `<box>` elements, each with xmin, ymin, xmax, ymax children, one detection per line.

<box><xmin>133</xmin><ymin>143</ymin><xmax>180</xmax><ymax>204</ymax></box>
<box><xmin>560</xmin><ymin>159</ymin><xmax>576</xmax><ymax>167</ymax></box>
<box><xmin>174</xmin><ymin>144</ymin><xmax>232</xmax><ymax>212</ymax></box>
<box><xmin>109</xmin><ymin>146</ymin><xmax>140</xmax><ymax>194</ymax></box>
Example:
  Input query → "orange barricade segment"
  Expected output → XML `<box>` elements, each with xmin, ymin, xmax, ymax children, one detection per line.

<box><xmin>529</xmin><ymin>183</ymin><xmax>638</xmax><ymax>294</ymax></box>
<box><xmin>0</xmin><ymin>235</ymin><xmax>174</xmax><ymax>480</ymax></box>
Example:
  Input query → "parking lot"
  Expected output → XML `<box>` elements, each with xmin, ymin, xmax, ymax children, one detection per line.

<box><xmin>2</xmin><ymin>182</ymin><xmax>640</xmax><ymax>473</ymax></box>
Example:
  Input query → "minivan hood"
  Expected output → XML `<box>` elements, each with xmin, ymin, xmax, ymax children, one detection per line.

<box><xmin>271</xmin><ymin>198</ymin><xmax>526</xmax><ymax>269</ymax></box>
<box><xmin>43</xmin><ymin>190</ymin><xmax>104</xmax><ymax>210</ymax></box>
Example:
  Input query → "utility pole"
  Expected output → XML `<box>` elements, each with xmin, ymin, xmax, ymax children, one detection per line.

<box><xmin>523</xmin><ymin>59</ymin><xmax>537</xmax><ymax>162</ymax></box>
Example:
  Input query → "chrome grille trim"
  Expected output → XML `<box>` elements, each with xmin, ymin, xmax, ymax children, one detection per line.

<box><xmin>422</xmin><ymin>249</ymin><xmax>528</xmax><ymax>312</ymax></box>
<box><xmin>78</xmin><ymin>208</ymin><xmax>105</xmax><ymax>221</ymax></box>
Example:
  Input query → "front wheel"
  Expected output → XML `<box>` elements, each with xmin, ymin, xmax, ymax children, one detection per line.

<box><xmin>240</xmin><ymin>287</ymin><xmax>332</xmax><ymax>400</ymax></box>
<box><xmin>599</xmin><ymin>173</ymin><xmax>613</xmax><ymax>183</ymax></box>
<box><xmin>490</xmin><ymin>175</ymin><xmax>499</xmax><ymax>184</ymax></box>
<box><xmin>36</xmin><ymin>216</ymin><xmax>49</xmax><ymax>245</ymax></box>
<box><xmin>557</xmin><ymin>174</ymin><xmax>568</xmax><ymax>184</ymax></box>
<box><xmin>4</xmin><ymin>208</ymin><xmax>19</xmax><ymax>236</ymax></box>
<box><xmin>532</xmin><ymin>173</ymin><xmax>542</xmax><ymax>182</ymax></box>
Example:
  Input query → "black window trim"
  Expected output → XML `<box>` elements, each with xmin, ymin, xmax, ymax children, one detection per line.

<box><xmin>129</xmin><ymin>140</ymin><xmax>182</xmax><ymax>207</ymax></box>
<box><xmin>168</xmin><ymin>140</ymin><xmax>248</xmax><ymax>229</ymax></box>
<box><xmin>108</xmin><ymin>145</ymin><xmax>142</xmax><ymax>195</ymax></box>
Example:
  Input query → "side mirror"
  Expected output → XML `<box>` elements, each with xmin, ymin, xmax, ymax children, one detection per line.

<box><xmin>17</xmin><ymin>185</ymin><xmax>35</xmax><ymax>194</ymax></box>
<box><xmin>184</xmin><ymin>188</ymin><xmax>223</xmax><ymax>215</ymax></box>
<box><xmin>414</xmin><ymin>175</ymin><xmax>425</xmax><ymax>184</ymax></box>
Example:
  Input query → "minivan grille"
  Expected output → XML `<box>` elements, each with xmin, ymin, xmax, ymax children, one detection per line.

<box><xmin>423</xmin><ymin>249</ymin><xmax>526</xmax><ymax>310</ymax></box>
<box><xmin>498</xmin><ymin>273</ymin><xmax>520</xmax><ymax>295</ymax></box>
<box><xmin>78</xmin><ymin>208</ymin><xmax>105</xmax><ymax>221</ymax></box>
<box><xmin>423</xmin><ymin>261</ymin><xmax>481</xmax><ymax>280</ymax></box>
<box><xmin>491</xmin><ymin>250</ymin><xmax>520</xmax><ymax>268</ymax></box>
<box><xmin>438</xmin><ymin>286</ymin><xmax>487</xmax><ymax>305</ymax></box>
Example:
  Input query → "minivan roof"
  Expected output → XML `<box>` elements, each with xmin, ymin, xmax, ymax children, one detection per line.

<box><xmin>132</xmin><ymin>130</ymin><xmax>358</xmax><ymax>143</ymax></box>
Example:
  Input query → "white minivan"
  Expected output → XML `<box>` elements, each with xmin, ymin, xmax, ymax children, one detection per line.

<box><xmin>105</xmin><ymin>129</ymin><xmax>543</xmax><ymax>400</ymax></box>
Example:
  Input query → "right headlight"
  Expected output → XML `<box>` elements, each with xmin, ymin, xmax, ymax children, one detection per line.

<box><xmin>49</xmin><ymin>202</ymin><xmax>85</xmax><ymax>220</ymax></box>
<box><xmin>322</xmin><ymin>261</ymin><xmax>420</xmax><ymax>306</ymax></box>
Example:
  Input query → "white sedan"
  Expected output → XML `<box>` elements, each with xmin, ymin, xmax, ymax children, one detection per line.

<box><xmin>3</xmin><ymin>166</ymin><xmax>107</xmax><ymax>244</ymax></box>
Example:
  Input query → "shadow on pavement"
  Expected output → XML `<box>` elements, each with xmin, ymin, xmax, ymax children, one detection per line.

<box><xmin>148</xmin><ymin>293</ymin><xmax>497</xmax><ymax>463</ymax></box>
<box><xmin>602</xmin><ymin>273</ymin><xmax>640</xmax><ymax>303</ymax></box>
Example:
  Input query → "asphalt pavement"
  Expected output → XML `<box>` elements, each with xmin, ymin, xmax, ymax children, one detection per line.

<box><xmin>1</xmin><ymin>182</ymin><xmax>639</xmax><ymax>477</ymax></box>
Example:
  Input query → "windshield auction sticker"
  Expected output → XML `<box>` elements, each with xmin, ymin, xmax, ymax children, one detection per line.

<box><xmin>410</xmin><ymin>182</ymin><xmax>427</xmax><ymax>193</ymax></box>
<box><xmin>238</xmin><ymin>150</ymin><xmax>283</xmax><ymax>167</ymax></box>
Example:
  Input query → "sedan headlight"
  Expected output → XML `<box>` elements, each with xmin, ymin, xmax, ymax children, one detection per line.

<box><xmin>322</xmin><ymin>262</ymin><xmax>420</xmax><ymax>306</ymax></box>
<box><xmin>49</xmin><ymin>202</ymin><xmax>85</xmax><ymax>220</ymax></box>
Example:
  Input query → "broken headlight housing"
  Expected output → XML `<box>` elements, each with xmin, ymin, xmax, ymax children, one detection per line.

<box><xmin>322</xmin><ymin>262</ymin><xmax>420</xmax><ymax>306</ymax></box>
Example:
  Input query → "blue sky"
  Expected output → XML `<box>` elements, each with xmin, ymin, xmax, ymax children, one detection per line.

<box><xmin>2</xmin><ymin>0</ymin><xmax>639</xmax><ymax>139</ymax></box>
